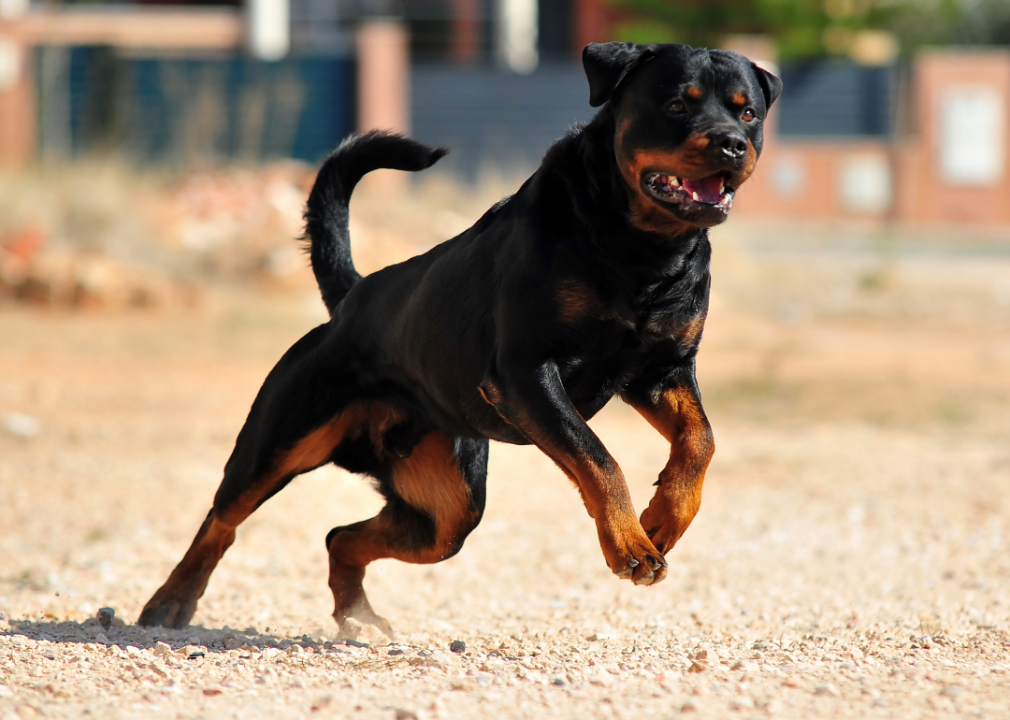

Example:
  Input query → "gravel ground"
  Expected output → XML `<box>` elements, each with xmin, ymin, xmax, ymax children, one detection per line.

<box><xmin>2</xmin><ymin>216</ymin><xmax>1010</xmax><ymax>719</ymax></box>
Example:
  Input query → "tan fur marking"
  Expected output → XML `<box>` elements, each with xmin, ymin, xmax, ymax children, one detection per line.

<box><xmin>391</xmin><ymin>432</ymin><xmax>472</xmax><ymax>528</ymax></box>
<box><xmin>218</xmin><ymin>402</ymin><xmax>407</xmax><ymax>525</ymax></box>
<box><xmin>731</xmin><ymin>92</ymin><xmax>746</xmax><ymax>106</ymax></box>
<box><xmin>615</xmin><ymin>133</ymin><xmax>717</xmax><ymax>236</ymax></box>
<box><xmin>278</xmin><ymin>403</ymin><xmax>406</xmax><ymax>478</ymax></box>
<box><xmin>686</xmin><ymin>86</ymin><xmax>702</xmax><ymax>99</ymax></box>
<box><xmin>677</xmin><ymin>315</ymin><xmax>706</xmax><ymax>347</ymax></box>
<box><xmin>555</xmin><ymin>278</ymin><xmax>601</xmax><ymax>322</ymax></box>
<box><xmin>735</xmin><ymin>140</ymin><xmax>759</xmax><ymax>187</ymax></box>
<box><xmin>629</xmin><ymin>386</ymin><xmax>715</xmax><ymax>554</ymax></box>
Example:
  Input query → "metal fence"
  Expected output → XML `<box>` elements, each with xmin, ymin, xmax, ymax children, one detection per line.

<box><xmin>411</xmin><ymin>63</ymin><xmax>595</xmax><ymax>179</ymax></box>
<box><xmin>37</xmin><ymin>46</ymin><xmax>356</xmax><ymax>164</ymax></box>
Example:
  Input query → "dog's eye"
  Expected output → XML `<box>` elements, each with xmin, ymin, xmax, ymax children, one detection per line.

<box><xmin>669</xmin><ymin>100</ymin><xmax>687</xmax><ymax>114</ymax></box>
<box><xmin>742</xmin><ymin>108</ymin><xmax>756</xmax><ymax>122</ymax></box>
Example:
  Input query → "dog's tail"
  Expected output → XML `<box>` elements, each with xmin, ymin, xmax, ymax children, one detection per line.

<box><xmin>304</xmin><ymin>131</ymin><xmax>448</xmax><ymax>315</ymax></box>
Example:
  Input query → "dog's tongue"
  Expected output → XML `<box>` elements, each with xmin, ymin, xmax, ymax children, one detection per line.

<box><xmin>681</xmin><ymin>175</ymin><xmax>723</xmax><ymax>204</ymax></box>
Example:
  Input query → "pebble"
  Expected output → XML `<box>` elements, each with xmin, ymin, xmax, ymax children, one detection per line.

<box><xmin>1</xmin><ymin>412</ymin><xmax>39</xmax><ymax>438</ymax></box>
<box><xmin>94</xmin><ymin>633</ymin><xmax>109</xmax><ymax>645</ymax></box>
<box><xmin>814</xmin><ymin>684</ymin><xmax>839</xmax><ymax>697</ymax></box>
<box><xmin>153</xmin><ymin>642</ymin><xmax>173</xmax><ymax>658</ymax></box>
<box><xmin>588</xmin><ymin>672</ymin><xmax>613</xmax><ymax>687</ymax></box>
<box><xmin>449</xmin><ymin>640</ymin><xmax>466</xmax><ymax>654</ymax></box>
<box><xmin>96</xmin><ymin>608</ymin><xmax>115</xmax><ymax>631</ymax></box>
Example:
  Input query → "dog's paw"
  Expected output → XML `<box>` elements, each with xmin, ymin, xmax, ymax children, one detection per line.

<box><xmin>338</xmin><ymin>616</ymin><xmax>394</xmax><ymax>645</ymax></box>
<box><xmin>137</xmin><ymin>595</ymin><xmax>197</xmax><ymax>629</ymax></box>
<box><xmin>640</xmin><ymin>500</ymin><xmax>696</xmax><ymax>557</ymax></box>
<box><xmin>334</xmin><ymin>599</ymin><xmax>395</xmax><ymax>643</ymax></box>
<box><xmin>603</xmin><ymin>526</ymin><xmax>668</xmax><ymax>586</ymax></box>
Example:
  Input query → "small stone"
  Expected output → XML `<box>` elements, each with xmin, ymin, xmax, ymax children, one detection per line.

<box><xmin>203</xmin><ymin>688</ymin><xmax>223</xmax><ymax>696</ymax></box>
<box><xmin>687</xmin><ymin>651</ymin><xmax>709</xmax><ymax>674</ymax></box>
<box><xmin>153</xmin><ymin>642</ymin><xmax>172</xmax><ymax>658</ymax></box>
<box><xmin>2</xmin><ymin>412</ymin><xmax>39</xmax><ymax>438</ymax></box>
<box><xmin>393</xmin><ymin>710</ymin><xmax>419</xmax><ymax>720</ymax></box>
<box><xmin>940</xmin><ymin>684</ymin><xmax>966</xmax><ymax>698</ymax></box>
<box><xmin>96</xmin><ymin>608</ymin><xmax>115</xmax><ymax>631</ymax></box>
<box><xmin>427</xmin><ymin>650</ymin><xmax>463</xmax><ymax>671</ymax></box>
<box><xmin>814</xmin><ymin>683</ymin><xmax>839</xmax><ymax>697</ymax></box>
<box><xmin>587</xmin><ymin>633</ymin><xmax>610</xmax><ymax>642</ymax></box>
<box><xmin>261</xmin><ymin>647</ymin><xmax>282</xmax><ymax>659</ymax></box>
<box><xmin>286</xmin><ymin>644</ymin><xmax>304</xmax><ymax>655</ymax></box>
<box><xmin>449</xmin><ymin>640</ymin><xmax>466</xmax><ymax>654</ymax></box>
<box><xmin>125</xmin><ymin>646</ymin><xmax>141</xmax><ymax>658</ymax></box>
<box><xmin>729</xmin><ymin>696</ymin><xmax>754</xmax><ymax>710</ymax></box>
<box><xmin>187</xmin><ymin>635</ymin><xmax>202</xmax><ymax>645</ymax></box>
<box><xmin>588</xmin><ymin>672</ymin><xmax>613</xmax><ymax>687</ymax></box>
<box><xmin>94</xmin><ymin>633</ymin><xmax>109</xmax><ymax>645</ymax></box>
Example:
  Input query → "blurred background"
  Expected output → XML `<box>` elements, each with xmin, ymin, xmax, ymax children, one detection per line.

<box><xmin>0</xmin><ymin>0</ymin><xmax>1009</xmax><ymax>308</ymax></box>
<box><xmin>1</xmin><ymin>0</ymin><xmax>1009</xmax><ymax>297</ymax></box>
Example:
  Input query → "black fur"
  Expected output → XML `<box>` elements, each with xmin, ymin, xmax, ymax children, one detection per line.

<box><xmin>304</xmin><ymin>131</ymin><xmax>448</xmax><ymax>314</ymax></box>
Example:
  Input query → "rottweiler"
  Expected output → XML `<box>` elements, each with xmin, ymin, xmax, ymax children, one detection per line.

<box><xmin>138</xmin><ymin>41</ymin><xmax>782</xmax><ymax>634</ymax></box>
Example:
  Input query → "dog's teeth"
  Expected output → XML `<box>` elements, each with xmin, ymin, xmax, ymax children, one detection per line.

<box><xmin>670</xmin><ymin>176</ymin><xmax>680</xmax><ymax>187</ymax></box>
<box><xmin>691</xmin><ymin>192</ymin><xmax>700</xmax><ymax>202</ymax></box>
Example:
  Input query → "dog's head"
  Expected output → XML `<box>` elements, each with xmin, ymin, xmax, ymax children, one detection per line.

<box><xmin>583</xmin><ymin>42</ymin><xmax>782</xmax><ymax>233</ymax></box>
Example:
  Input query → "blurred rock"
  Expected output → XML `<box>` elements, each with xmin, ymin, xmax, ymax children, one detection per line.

<box><xmin>1</xmin><ymin>412</ymin><xmax>39</xmax><ymax>439</ymax></box>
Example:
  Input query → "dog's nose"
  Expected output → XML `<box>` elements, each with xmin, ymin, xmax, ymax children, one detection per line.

<box><xmin>710</xmin><ymin>129</ymin><xmax>748</xmax><ymax>161</ymax></box>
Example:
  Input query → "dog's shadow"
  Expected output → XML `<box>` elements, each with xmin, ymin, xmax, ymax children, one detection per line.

<box><xmin>2</xmin><ymin>617</ymin><xmax>331</xmax><ymax>655</ymax></box>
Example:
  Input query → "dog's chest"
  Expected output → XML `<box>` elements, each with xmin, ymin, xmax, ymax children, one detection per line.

<box><xmin>560</xmin><ymin>295</ymin><xmax>703</xmax><ymax>401</ymax></box>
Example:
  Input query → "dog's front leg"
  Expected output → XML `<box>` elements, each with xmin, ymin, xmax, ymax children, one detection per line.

<box><xmin>622</xmin><ymin>373</ymin><xmax>715</xmax><ymax>555</ymax></box>
<box><xmin>481</xmin><ymin>361</ymin><xmax>667</xmax><ymax>586</ymax></box>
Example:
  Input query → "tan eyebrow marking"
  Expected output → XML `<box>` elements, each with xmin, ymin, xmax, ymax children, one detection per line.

<box><xmin>685</xmin><ymin>86</ymin><xmax>702</xmax><ymax>99</ymax></box>
<box><xmin>731</xmin><ymin>92</ymin><xmax>747</xmax><ymax>106</ymax></box>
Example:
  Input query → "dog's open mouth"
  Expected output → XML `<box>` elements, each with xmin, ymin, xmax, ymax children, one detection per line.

<box><xmin>644</xmin><ymin>172</ymin><xmax>735</xmax><ymax>211</ymax></box>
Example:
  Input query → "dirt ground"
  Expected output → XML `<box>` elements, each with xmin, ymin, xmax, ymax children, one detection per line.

<box><xmin>2</xmin><ymin>180</ymin><xmax>1010</xmax><ymax>719</ymax></box>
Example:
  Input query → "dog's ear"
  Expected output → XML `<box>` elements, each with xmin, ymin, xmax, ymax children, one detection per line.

<box><xmin>582</xmin><ymin>42</ymin><xmax>657</xmax><ymax>108</ymax></box>
<box><xmin>752</xmin><ymin>63</ymin><xmax>783</xmax><ymax>110</ymax></box>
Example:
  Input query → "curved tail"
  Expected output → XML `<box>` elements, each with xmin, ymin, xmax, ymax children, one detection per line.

<box><xmin>303</xmin><ymin>131</ymin><xmax>448</xmax><ymax>315</ymax></box>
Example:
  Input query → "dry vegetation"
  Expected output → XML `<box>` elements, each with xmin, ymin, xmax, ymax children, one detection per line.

<box><xmin>1</xmin><ymin>163</ymin><xmax>1010</xmax><ymax>719</ymax></box>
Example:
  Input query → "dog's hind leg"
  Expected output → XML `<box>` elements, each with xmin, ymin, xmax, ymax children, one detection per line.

<box><xmin>326</xmin><ymin>433</ymin><xmax>487</xmax><ymax>637</ymax></box>
<box><xmin>138</xmin><ymin>326</ymin><xmax>362</xmax><ymax>629</ymax></box>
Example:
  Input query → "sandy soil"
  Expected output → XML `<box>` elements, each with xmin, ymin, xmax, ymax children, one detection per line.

<box><xmin>2</xmin><ymin>202</ymin><xmax>1010</xmax><ymax>719</ymax></box>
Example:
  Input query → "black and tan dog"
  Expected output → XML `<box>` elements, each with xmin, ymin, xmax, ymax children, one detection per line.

<box><xmin>138</xmin><ymin>42</ymin><xmax>781</xmax><ymax>633</ymax></box>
